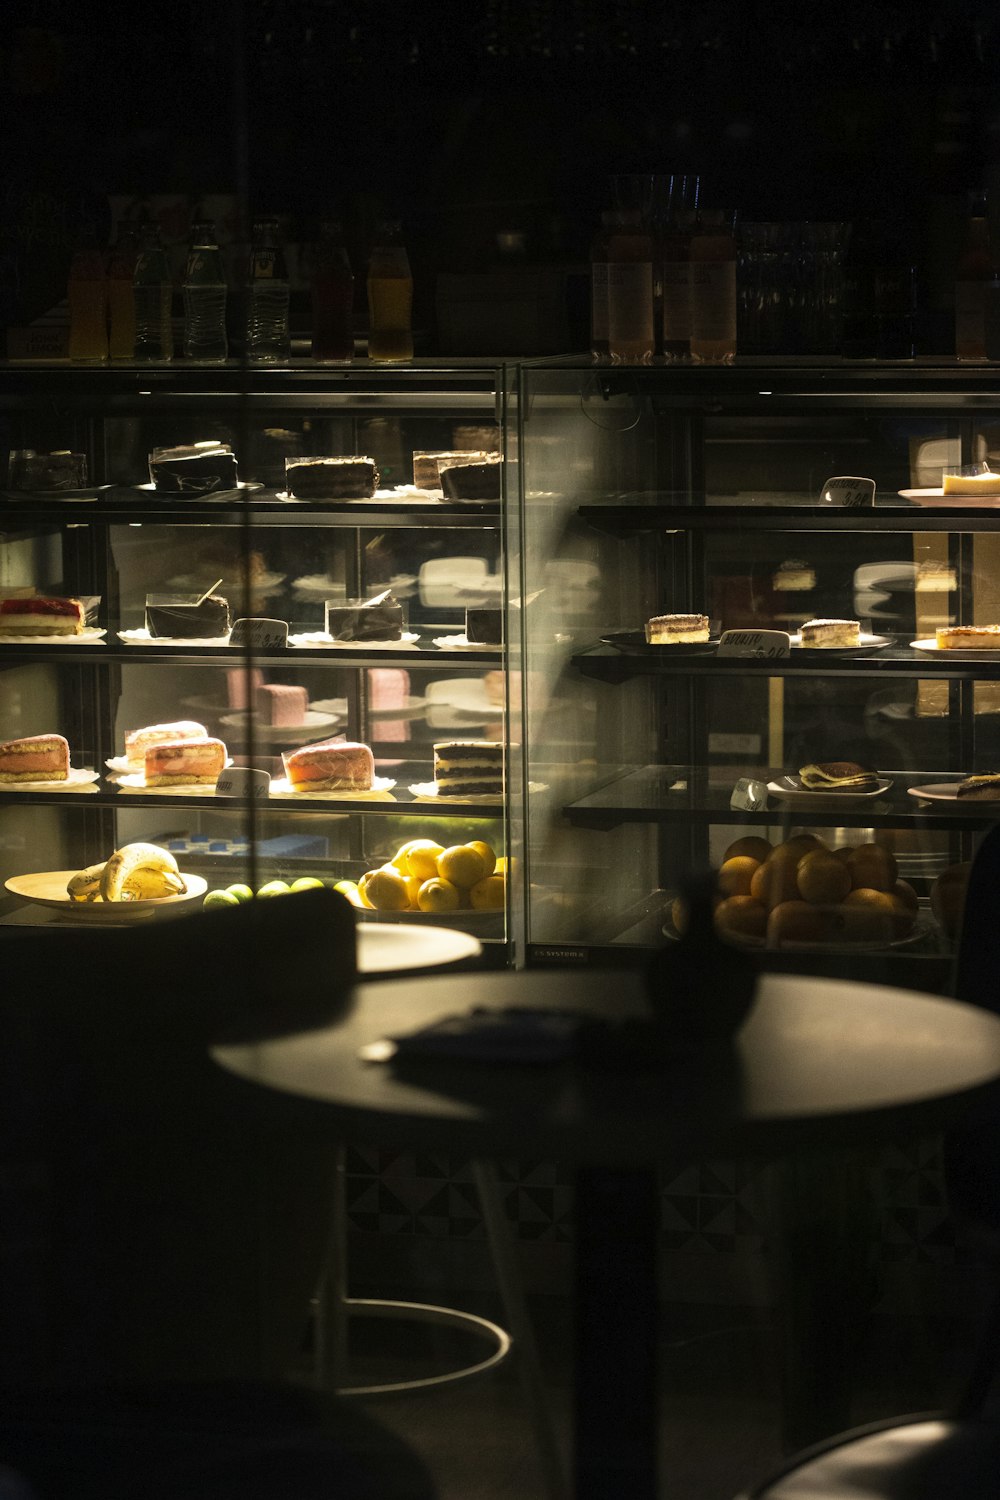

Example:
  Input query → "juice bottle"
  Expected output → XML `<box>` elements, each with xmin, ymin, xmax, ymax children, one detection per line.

<box><xmin>690</xmin><ymin>209</ymin><xmax>737</xmax><ymax>364</ymax></box>
<box><xmin>107</xmin><ymin>225</ymin><xmax>138</xmax><ymax>360</ymax></box>
<box><xmin>589</xmin><ymin>211</ymin><xmax>615</xmax><ymax>363</ymax></box>
<box><xmin>67</xmin><ymin>225</ymin><xmax>108</xmax><ymax>363</ymax></box>
<box><xmin>367</xmin><ymin>220</ymin><xmax>413</xmax><ymax>363</ymax></box>
<box><xmin>607</xmin><ymin>211</ymin><xmax>654</xmax><ymax>364</ymax></box>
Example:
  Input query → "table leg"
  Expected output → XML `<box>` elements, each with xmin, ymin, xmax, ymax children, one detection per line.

<box><xmin>574</xmin><ymin>1166</ymin><xmax>659</xmax><ymax>1500</ymax></box>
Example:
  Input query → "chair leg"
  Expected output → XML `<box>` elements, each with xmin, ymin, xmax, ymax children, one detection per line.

<box><xmin>472</xmin><ymin>1159</ymin><xmax>570</xmax><ymax>1500</ymax></box>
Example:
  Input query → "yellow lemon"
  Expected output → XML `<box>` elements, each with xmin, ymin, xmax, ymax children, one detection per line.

<box><xmin>333</xmin><ymin>878</ymin><xmax>364</xmax><ymax>908</ymax></box>
<box><xmin>469</xmin><ymin>873</ymin><xmax>505</xmax><ymax>910</ymax></box>
<box><xmin>363</xmin><ymin>865</ymin><xmax>411</xmax><ymax>911</ymax></box>
<box><xmin>417</xmin><ymin>877</ymin><xmax>462</xmax><ymax>913</ymax></box>
<box><xmin>437</xmin><ymin>844</ymin><xmax>489</xmax><ymax>888</ymax></box>
<box><xmin>404</xmin><ymin>839</ymin><xmax>445</xmax><ymax>880</ymax></box>
<box><xmin>403</xmin><ymin>874</ymin><xmax>424</xmax><ymax>908</ymax></box>
<box><xmin>356</xmin><ymin>872</ymin><xmax>376</xmax><ymax>909</ymax></box>
<box><xmin>466</xmin><ymin>840</ymin><xmax>497</xmax><ymax>876</ymax></box>
<box><xmin>494</xmin><ymin>856</ymin><xmax>518</xmax><ymax>877</ymax></box>
<box><xmin>390</xmin><ymin>842</ymin><xmax>417</xmax><ymax>873</ymax></box>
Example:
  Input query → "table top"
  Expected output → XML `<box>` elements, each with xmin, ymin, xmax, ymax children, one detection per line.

<box><xmin>212</xmin><ymin>969</ymin><xmax>1000</xmax><ymax>1163</ymax></box>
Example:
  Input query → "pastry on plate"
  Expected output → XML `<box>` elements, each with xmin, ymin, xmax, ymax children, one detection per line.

<box><xmin>799</xmin><ymin>618</ymin><xmax>861</xmax><ymax>648</ymax></box>
<box><xmin>645</xmin><ymin>613</ymin><xmax>710</xmax><ymax>645</ymax></box>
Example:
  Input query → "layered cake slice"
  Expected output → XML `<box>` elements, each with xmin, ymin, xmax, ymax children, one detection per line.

<box><xmin>942</xmin><ymin>470</ymin><xmax>1000</xmax><ymax>496</ymax></box>
<box><xmin>144</xmin><ymin>736</ymin><xmax>227</xmax><ymax>786</ymax></box>
<box><xmin>124</xmin><ymin>720</ymin><xmax>208</xmax><ymax>768</ymax></box>
<box><xmin>439</xmin><ymin>455</ymin><xmax>502</xmax><ymax>502</ymax></box>
<box><xmin>0</xmin><ymin>733</ymin><xmax>70</xmax><ymax>782</ymax></box>
<box><xmin>282</xmin><ymin>738</ymin><xmax>374</xmax><ymax>792</ymax></box>
<box><xmin>645</xmin><ymin>613</ymin><xmax>710</xmax><ymax>645</ymax></box>
<box><xmin>325</xmin><ymin>589</ymin><xmax>402</xmax><ymax>641</ymax></box>
<box><xmin>798</xmin><ymin>761</ymin><xmax>880</xmax><ymax>793</ymax></box>
<box><xmin>412</xmin><ymin>450</ymin><xmax>492</xmax><ymax>491</ymax></box>
<box><xmin>285</xmin><ymin>456</ymin><xmax>378</xmax><ymax>500</ymax></box>
<box><xmin>255</xmin><ymin>683</ymin><xmax>308</xmax><ymax>726</ymax></box>
<box><xmin>145</xmin><ymin>593</ymin><xmax>231</xmax><ymax>639</ymax></box>
<box><xmin>0</xmin><ymin>596</ymin><xmax>85</xmax><ymax>636</ymax></box>
<box><xmin>8</xmin><ymin>451</ymin><xmax>88</xmax><ymax>492</ymax></box>
<box><xmin>936</xmin><ymin>625</ymin><xmax>1000</xmax><ymax>649</ymax></box>
<box><xmin>148</xmin><ymin>442</ymin><xmax>239</xmax><ymax>495</ymax></box>
<box><xmin>772</xmin><ymin>559</ymin><xmax>816</xmax><ymax>591</ymax></box>
<box><xmin>799</xmin><ymin>618</ymin><xmax>861</xmax><ymax>648</ymax></box>
<box><xmin>433</xmin><ymin>740</ymin><xmax>504</xmax><ymax>797</ymax></box>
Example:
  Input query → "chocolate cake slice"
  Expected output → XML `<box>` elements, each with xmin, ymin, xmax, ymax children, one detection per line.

<box><xmin>439</xmin><ymin>456</ymin><xmax>502</xmax><ymax>502</ymax></box>
<box><xmin>325</xmin><ymin>589</ymin><xmax>402</xmax><ymax>641</ymax></box>
<box><xmin>145</xmin><ymin>593</ymin><xmax>231</xmax><ymax>638</ymax></box>
<box><xmin>285</xmin><ymin>457</ymin><xmax>378</xmax><ymax>500</ymax></box>
<box><xmin>148</xmin><ymin>442</ymin><xmax>239</xmax><ymax>496</ymax></box>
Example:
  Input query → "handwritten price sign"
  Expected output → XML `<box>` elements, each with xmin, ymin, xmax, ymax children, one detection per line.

<box><xmin>717</xmin><ymin>629</ymin><xmax>791</xmax><ymax>659</ymax></box>
<box><xmin>229</xmin><ymin>617</ymin><xmax>289</xmax><ymax>649</ymax></box>
<box><xmin>216</xmin><ymin>767</ymin><xmax>272</xmax><ymax>800</ymax></box>
<box><xmin>820</xmin><ymin>475</ymin><xmax>876</xmax><ymax>508</ymax></box>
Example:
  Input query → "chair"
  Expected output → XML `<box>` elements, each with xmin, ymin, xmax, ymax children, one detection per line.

<box><xmin>0</xmin><ymin>888</ymin><xmax>434</xmax><ymax>1498</ymax></box>
<box><xmin>736</xmin><ymin>825</ymin><xmax>1000</xmax><ymax>1498</ymax></box>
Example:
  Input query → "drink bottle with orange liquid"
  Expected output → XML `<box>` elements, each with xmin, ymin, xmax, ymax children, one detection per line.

<box><xmin>67</xmin><ymin>225</ymin><xmax>108</xmax><ymax>362</ymax></box>
<box><xmin>367</xmin><ymin>220</ymin><xmax>413</xmax><ymax>362</ymax></box>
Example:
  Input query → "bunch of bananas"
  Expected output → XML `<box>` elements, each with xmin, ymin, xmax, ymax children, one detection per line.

<box><xmin>67</xmin><ymin>842</ymin><xmax>187</xmax><ymax>903</ymax></box>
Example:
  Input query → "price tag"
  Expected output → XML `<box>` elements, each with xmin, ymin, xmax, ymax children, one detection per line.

<box><xmin>820</xmin><ymin>475</ymin><xmax>876</xmax><ymax>508</ymax></box>
<box><xmin>730</xmin><ymin>777</ymin><xmax>769</xmax><ymax>812</ymax></box>
<box><xmin>229</xmin><ymin>617</ymin><xmax>289</xmax><ymax>649</ymax></box>
<box><xmin>717</xmin><ymin>629</ymin><xmax>790</xmax><ymax>658</ymax></box>
<box><xmin>215</xmin><ymin>767</ymin><xmax>272</xmax><ymax>800</ymax></box>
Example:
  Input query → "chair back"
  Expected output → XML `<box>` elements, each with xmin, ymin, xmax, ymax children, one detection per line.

<box><xmin>0</xmin><ymin>887</ymin><xmax>356</xmax><ymax>1390</ymax></box>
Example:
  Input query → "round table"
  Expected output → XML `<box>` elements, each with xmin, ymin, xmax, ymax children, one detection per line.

<box><xmin>213</xmin><ymin>968</ymin><xmax>1000</xmax><ymax>1500</ymax></box>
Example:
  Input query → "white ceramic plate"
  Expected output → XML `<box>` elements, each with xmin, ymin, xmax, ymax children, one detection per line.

<box><xmin>288</xmin><ymin>631</ymin><xmax>419</xmax><ymax>649</ymax></box>
<box><xmin>426</xmin><ymin>679</ymin><xmax>502</xmax><ymax>715</ymax></box>
<box><xmin>0</xmin><ymin>767</ymin><xmax>100</xmax><ymax>791</ymax></box>
<box><xmin>0</xmin><ymin>627</ymin><xmax>106</xmax><ymax>644</ymax></box>
<box><xmin>218</xmin><ymin>709</ymin><xmax>341</xmax><ymax>742</ymax></box>
<box><xmin>357</xmin><ymin>923</ymin><xmax>482</xmax><ymax>973</ymax></box>
<box><xmin>911</xmin><ymin>638</ymin><xmax>1000</xmax><ymax>660</ymax></box>
<box><xmin>115</xmin><ymin>773</ymin><xmax>225</xmax><ymax>794</ymax></box>
<box><xmin>908</xmin><ymin>782</ymin><xmax>1000</xmax><ymax>809</ymax></box>
<box><xmin>408</xmin><ymin>780</ymin><xmax>504</xmax><ymax>803</ymax></box>
<box><xmin>119</xmin><ymin>628</ymin><xmax>232</xmax><ymax>647</ymax></box>
<box><xmin>275</xmin><ymin>488</ymin><xmax>437</xmax><ymax>504</ymax></box>
<box><xmin>268</xmin><ymin>775</ymin><xmax>396</xmax><ymax>800</ymax></box>
<box><xmin>5</xmin><ymin>870</ymin><xmax>208</xmax><ymax>918</ymax></box>
<box><xmin>134</xmin><ymin>481</ymin><xmax>263</xmax><ymax>500</ymax></box>
<box><xmin>788</xmin><ymin>632</ymin><xmax>890</xmax><ymax>653</ymax></box>
<box><xmin>2</xmin><ymin>485</ymin><xmax>113</xmax><ymax>502</ymax></box>
<box><xmin>767</xmin><ymin>775</ymin><xmax>893</xmax><ymax>804</ymax></box>
<box><xmin>899</xmin><ymin>488</ymin><xmax>1000</xmax><ymax>507</ymax></box>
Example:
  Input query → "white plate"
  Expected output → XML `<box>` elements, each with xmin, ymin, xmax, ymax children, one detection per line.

<box><xmin>767</xmin><ymin>775</ymin><xmax>893</xmax><ymax>804</ymax></box>
<box><xmin>288</xmin><ymin>631</ymin><xmax>419</xmax><ymax>649</ymax></box>
<box><xmin>116</xmin><ymin>773</ymin><xmax>226</xmax><ymax>794</ymax></box>
<box><xmin>911</xmin><ymin>637</ymin><xmax>1000</xmax><ymax>660</ymax></box>
<box><xmin>218</xmin><ymin>709</ymin><xmax>342</xmax><ymax>742</ymax></box>
<box><xmin>118</xmin><ymin>628</ymin><xmax>232</xmax><ymax>647</ymax></box>
<box><xmin>367</xmin><ymin>695</ymin><xmax>428</xmax><ymax>720</ymax></box>
<box><xmin>5</xmin><ymin>870</ymin><xmax>208</xmax><ymax>919</ymax></box>
<box><xmin>307</xmin><ymin>696</ymin><xmax>349</xmax><ymax>718</ymax></box>
<box><xmin>431</xmin><ymin>635</ymin><xmax>504</xmax><ymax>652</ymax></box>
<box><xmin>0</xmin><ymin>627</ymin><xmax>106</xmax><ymax>644</ymax></box>
<box><xmin>106</xmin><ymin>753</ymin><xmax>235</xmax><ymax>775</ymax></box>
<box><xmin>899</xmin><ymin>488</ymin><xmax>1000</xmax><ymax>507</ymax></box>
<box><xmin>268</xmin><ymin>775</ymin><xmax>396</xmax><ymax>800</ymax></box>
<box><xmin>134</xmin><ymin>481</ymin><xmax>263</xmax><ymax>500</ymax></box>
<box><xmin>357</xmin><ymin>923</ymin><xmax>482</xmax><ymax>973</ymax></box>
<box><xmin>908</xmin><ymin>782</ymin><xmax>1000</xmax><ymax>809</ymax></box>
<box><xmin>0</xmin><ymin>766</ymin><xmax>100</xmax><ymax>791</ymax></box>
<box><xmin>275</xmin><ymin>488</ymin><xmax>438</xmax><ymax>504</ymax></box>
<box><xmin>425</xmin><ymin>679</ymin><xmax>503</xmax><ymax>715</ymax></box>
<box><xmin>409</xmin><ymin>780</ymin><xmax>504</xmax><ymax>803</ymax></box>
<box><xmin>788</xmin><ymin>632</ymin><xmax>890</xmax><ymax>653</ymax></box>
<box><xmin>2</xmin><ymin>485</ymin><xmax>113</xmax><ymax>502</ymax></box>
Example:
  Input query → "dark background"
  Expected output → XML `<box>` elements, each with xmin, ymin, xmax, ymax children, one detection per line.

<box><xmin>4</xmin><ymin>0</ymin><xmax>1000</xmax><ymax>345</ymax></box>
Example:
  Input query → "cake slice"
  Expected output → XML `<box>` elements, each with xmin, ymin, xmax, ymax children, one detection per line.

<box><xmin>799</xmin><ymin>761</ymin><xmax>880</xmax><ymax>793</ymax></box>
<box><xmin>645</xmin><ymin>613</ymin><xmax>710</xmax><ymax>645</ymax></box>
<box><xmin>0</xmin><ymin>596</ymin><xmax>85</xmax><ymax>635</ymax></box>
<box><xmin>942</xmin><ymin>470</ymin><xmax>1000</xmax><ymax>496</ymax></box>
<box><xmin>0</xmin><ymin>733</ymin><xmax>70</xmax><ymax>782</ymax></box>
<box><xmin>956</xmin><ymin>772</ymin><xmax>1000</xmax><ymax>800</ymax></box>
<box><xmin>282</xmin><ymin>739</ymin><xmax>374</xmax><ymax>792</ymax></box>
<box><xmin>936</xmin><ymin>625</ymin><xmax>1000</xmax><ymax>649</ymax></box>
<box><xmin>255</xmin><ymin>683</ymin><xmax>308</xmax><ymax>727</ymax></box>
<box><xmin>144</xmin><ymin>736</ymin><xmax>227</xmax><ymax>786</ymax></box>
<box><xmin>124</xmin><ymin>721</ymin><xmax>208</xmax><ymax>768</ymax></box>
<box><xmin>799</xmin><ymin>618</ymin><xmax>861</xmax><ymax>648</ymax></box>
<box><xmin>433</xmin><ymin>740</ymin><xmax>504</xmax><ymax>797</ymax></box>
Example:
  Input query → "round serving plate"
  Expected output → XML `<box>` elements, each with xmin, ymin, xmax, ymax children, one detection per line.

<box><xmin>600</xmin><ymin>630</ymin><xmax>718</xmax><ymax>656</ymax></box>
<box><xmin>5</xmin><ymin>870</ymin><xmax>207</xmax><ymax>919</ymax></box>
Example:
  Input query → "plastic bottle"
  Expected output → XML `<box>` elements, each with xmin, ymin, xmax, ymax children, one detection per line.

<box><xmin>955</xmin><ymin>191</ymin><xmax>993</xmax><ymax>362</ymax></box>
<box><xmin>132</xmin><ymin>223</ymin><xmax>174</xmax><ymax>363</ymax></box>
<box><xmin>367</xmin><ymin>220</ymin><xmax>413</xmax><ymax>362</ymax></box>
<box><xmin>607</xmin><ymin>210</ymin><xmax>654</xmax><ymax>364</ymax></box>
<box><xmin>589</xmin><ymin>211</ymin><xmax>615</xmax><ymax>363</ymax></box>
<box><xmin>661</xmin><ymin>183</ymin><xmax>695</xmax><ymax>361</ymax></box>
<box><xmin>107</xmin><ymin>225</ymin><xmax>138</xmax><ymax>360</ymax></box>
<box><xmin>246</xmin><ymin>217</ymin><xmax>290</xmax><ymax>363</ymax></box>
<box><xmin>183</xmin><ymin>220</ymin><xmax>228</xmax><ymax>363</ymax></box>
<box><xmin>311</xmin><ymin>218</ymin><xmax>354</xmax><ymax>363</ymax></box>
<box><xmin>690</xmin><ymin>209</ymin><xmax>737</xmax><ymax>364</ymax></box>
<box><xmin>67</xmin><ymin>225</ymin><xmax>108</xmax><ymax>363</ymax></box>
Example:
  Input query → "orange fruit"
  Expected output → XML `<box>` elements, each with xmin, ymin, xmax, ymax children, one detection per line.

<box><xmin>796</xmin><ymin>850</ymin><xmax>851</xmax><ymax>905</ymax></box>
<box><xmin>717</xmin><ymin>855</ymin><xmax>760</xmax><ymax>898</ymax></box>
<box><xmin>846</xmin><ymin>843</ymin><xmax>897</xmax><ymax>892</ymax></box>
<box><xmin>750</xmin><ymin>851</ymin><xmax>800</xmax><ymax>911</ymax></box>
<box><xmin>713</xmin><ymin>895</ymin><xmax>767</xmax><ymax>943</ymax></box>
<box><xmin>723</xmin><ymin>835</ymin><xmax>772</xmax><ymax>864</ymax></box>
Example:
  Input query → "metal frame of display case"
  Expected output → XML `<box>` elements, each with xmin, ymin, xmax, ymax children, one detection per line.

<box><xmin>515</xmin><ymin>357</ymin><xmax>1000</xmax><ymax>984</ymax></box>
<box><xmin>0</xmin><ymin>361</ymin><xmax>523</xmax><ymax>963</ymax></box>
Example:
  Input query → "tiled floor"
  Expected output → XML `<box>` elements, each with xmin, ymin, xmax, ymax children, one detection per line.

<box><xmin>324</xmin><ymin>1295</ymin><xmax>993</xmax><ymax>1500</ymax></box>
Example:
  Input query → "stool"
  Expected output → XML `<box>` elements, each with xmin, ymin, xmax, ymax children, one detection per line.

<box><xmin>313</xmin><ymin>1149</ymin><xmax>567</xmax><ymax>1500</ymax></box>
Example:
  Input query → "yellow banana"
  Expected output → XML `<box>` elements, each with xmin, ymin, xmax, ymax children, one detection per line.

<box><xmin>99</xmin><ymin>843</ymin><xmax>186</xmax><ymax>903</ymax></box>
<box><xmin>66</xmin><ymin>862</ymin><xmax>107</xmax><ymax>901</ymax></box>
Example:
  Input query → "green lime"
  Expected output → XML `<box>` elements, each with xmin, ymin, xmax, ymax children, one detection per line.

<box><xmin>204</xmin><ymin>888</ymin><xmax>240</xmax><ymax>909</ymax></box>
<box><xmin>256</xmin><ymin>880</ymin><xmax>291</xmax><ymax>898</ymax></box>
<box><xmin>290</xmin><ymin>876</ymin><xmax>326</xmax><ymax>892</ymax></box>
<box><xmin>226</xmin><ymin>883</ymin><xmax>255</xmax><ymax>903</ymax></box>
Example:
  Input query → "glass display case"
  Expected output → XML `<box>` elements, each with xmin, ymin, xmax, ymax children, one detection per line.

<box><xmin>516</xmin><ymin>359</ymin><xmax>1000</xmax><ymax>987</ymax></box>
<box><xmin>0</xmin><ymin>363</ymin><xmax>520</xmax><ymax>963</ymax></box>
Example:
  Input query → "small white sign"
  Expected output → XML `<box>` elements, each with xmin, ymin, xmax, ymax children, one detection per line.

<box><xmin>717</xmin><ymin>629</ymin><xmax>790</xmax><ymax>658</ymax></box>
<box><xmin>216</xmin><ymin>767</ymin><xmax>272</xmax><ymax>800</ymax></box>
<box><xmin>229</xmin><ymin>617</ymin><xmax>289</xmax><ymax>649</ymax></box>
<box><xmin>820</xmin><ymin>475</ymin><xmax>876</xmax><ymax>508</ymax></box>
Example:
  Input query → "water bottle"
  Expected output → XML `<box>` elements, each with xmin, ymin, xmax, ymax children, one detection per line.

<box><xmin>245</xmin><ymin>217</ymin><xmax>290</xmax><ymax>362</ymax></box>
<box><xmin>132</xmin><ymin>222</ymin><xmax>173</xmax><ymax>362</ymax></box>
<box><xmin>183</xmin><ymin>220</ymin><xmax>228</xmax><ymax>362</ymax></box>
